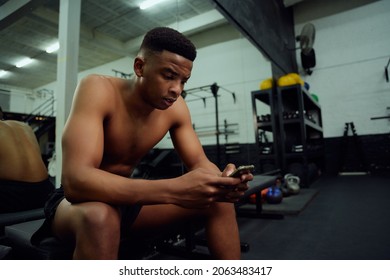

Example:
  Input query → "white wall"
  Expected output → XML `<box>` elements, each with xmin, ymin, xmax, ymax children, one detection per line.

<box><xmin>294</xmin><ymin>0</ymin><xmax>390</xmax><ymax>137</ymax></box>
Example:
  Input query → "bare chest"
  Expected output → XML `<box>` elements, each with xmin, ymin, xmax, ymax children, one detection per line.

<box><xmin>101</xmin><ymin>114</ymin><xmax>170</xmax><ymax>168</ymax></box>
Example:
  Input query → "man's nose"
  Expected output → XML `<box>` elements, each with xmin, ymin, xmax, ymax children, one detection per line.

<box><xmin>170</xmin><ymin>80</ymin><xmax>183</xmax><ymax>97</ymax></box>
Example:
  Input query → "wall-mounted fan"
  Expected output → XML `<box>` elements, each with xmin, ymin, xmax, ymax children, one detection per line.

<box><xmin>297</xmin><ymin>23</ymin><xmax>316</xmax><ymax>75</ymax></box>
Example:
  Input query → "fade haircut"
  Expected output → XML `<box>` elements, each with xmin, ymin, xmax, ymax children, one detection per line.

<box><xmin>140</xmin><ymin>27</ymin><xmax>197</xmax><ymax>62</ymax></box>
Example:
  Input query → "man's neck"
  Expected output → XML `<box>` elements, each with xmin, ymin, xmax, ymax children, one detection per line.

<box><xmin>125</xmin><ymin>78</ymin><xmax>156</xmax><ymax>120</ymax></box>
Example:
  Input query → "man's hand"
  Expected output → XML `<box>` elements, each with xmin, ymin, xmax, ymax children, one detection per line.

<box><xmin>172</xmin><ymin>167</ymin><xmax>245</xmax><ymax>208</ymax></box>
<box><xmin>222</xmin><ymin>163</ymin><xmax>253</xmax><ymax>191</ymax></box>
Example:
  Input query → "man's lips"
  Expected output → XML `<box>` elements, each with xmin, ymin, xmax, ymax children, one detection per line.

<box><xmin>164</xmin><ymin>97</ymin><xmax>176</xmax><ymax>104</ymax></box>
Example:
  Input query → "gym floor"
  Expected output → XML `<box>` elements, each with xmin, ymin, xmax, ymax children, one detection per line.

<box><xmin>156</xmin><ymin>174</ymin><xmax>390</xmax><ymax>260</ymax></box>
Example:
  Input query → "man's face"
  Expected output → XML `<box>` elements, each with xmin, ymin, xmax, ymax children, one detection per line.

<box><xmin>138</xmin><ymin>50</ymin><xmax>193</xmax><ymax>110</ymax></box>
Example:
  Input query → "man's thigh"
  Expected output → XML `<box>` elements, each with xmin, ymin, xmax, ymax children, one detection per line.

<box><xmin>130</xmin><ymin>204</ymin><xmax>205</xmax><ymax>234</ymax></box>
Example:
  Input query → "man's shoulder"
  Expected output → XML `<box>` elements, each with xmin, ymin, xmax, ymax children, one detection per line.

<box><xmin>81</xmin><ymin>74</ymin><xmax>119</xmax><ymax>84</ymax></box>
<box><xmin>81</xmin><ymin>74</ymin><xmax>130</xmax><ymax>92</ymax></box>
<box><xmin>73</xmin><ymin>75</ymin><xmax>131</xmax><ymax>117</ymax></box>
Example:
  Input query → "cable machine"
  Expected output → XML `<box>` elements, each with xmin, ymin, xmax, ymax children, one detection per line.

<box><xmin>182</xmin><ymin>83</ymin><xmax>236</xmax><ymax>167</ymax></box>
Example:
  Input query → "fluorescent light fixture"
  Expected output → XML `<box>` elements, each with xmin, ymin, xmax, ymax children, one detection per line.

<box><xmin>0</xmin><ymin>70</ymin><xmax>7</xmax><ymax>78</ymax></box>
<box><xmin>139</xmin><ymin>0</ymin><xmax>168</xmax><ymax>10</ymax></box>
<box><xmin>45</xmin><ymin>42</ymin><xmax>60</xmax><ymax>53</ymax></box>
<box><xmin>16</xmin><ymin>58</ymin><xmax>33</xmax><ymax>68</ymax></box>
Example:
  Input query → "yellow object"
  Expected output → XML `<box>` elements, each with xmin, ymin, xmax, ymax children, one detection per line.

<box><xmin>260</xmin><ymin>78</ymin><xmax>273</xmax><ymax>90</ymax></box>
<box><xmin>277</xmin><ymin>73</ymin><xmax>305</xmax><ymax>87</ymax></box>
<box><xmin>287</xmin><ymin>73</ymin><xmax>304</xmax><ymax>86</ymax></box>
<box><xmin>277</xmin><ymin>75</ymin><xmax>297</xmax><ymax>87</ymax></box>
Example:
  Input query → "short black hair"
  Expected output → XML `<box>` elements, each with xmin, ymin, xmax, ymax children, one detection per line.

<box><xmin>140</xmin><ymin>27</ymin><xmax>197</xmax><ymax>62</ymax></box>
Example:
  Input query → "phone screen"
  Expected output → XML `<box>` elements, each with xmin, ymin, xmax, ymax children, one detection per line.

<box><xmin>229</xmin><ymin>165</ymin><xmax>254</xmax><ymax>178</ymax></box>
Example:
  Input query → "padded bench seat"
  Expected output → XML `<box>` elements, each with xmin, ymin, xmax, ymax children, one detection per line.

<box><xmin>0</xmin><ymin>208</ymin><xmax>46</xmax><ymax>259</ymax></box>
<box><xmin>0</xmin><ymin>208</ymin><xmax>44</xmax><ymax>235</ymax></box>
<box><xmin>4</xmin><ymin>219</ymin><xmax>73</xmax><ymax>260</ymax></box>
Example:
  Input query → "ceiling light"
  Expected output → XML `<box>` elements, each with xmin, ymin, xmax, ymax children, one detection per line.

<box><xmin>45</xmin><ymin>42</ymin><xmax>60</xmax><ymax>53</ymax></box>
<box><xmin>16</xmin><ymin>58</ymin><xmax>33</xmax><ymax>68</ymax></box>
<box><xmin>0</xmin><ymin>70</ymin><xmax>7</xmax><ymax>78</ymax></box>
<box><xmin>139</xmin><ymin>0</ymin><xmax>168</xmax><ymax>10</ymax></box>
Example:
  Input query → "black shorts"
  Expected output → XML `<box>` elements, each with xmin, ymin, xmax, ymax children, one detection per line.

<box><xmin>0</xmin><ymin>178</ymin><xmax>55</xmax><ymax>214</ymax></box>
<box><xmin>31</xmin><ymin>185</ymin><xmax>142</xmax><ymax>245</ymax></box>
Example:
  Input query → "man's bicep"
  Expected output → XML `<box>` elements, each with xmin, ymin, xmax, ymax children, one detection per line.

<box><xmin>62</xmin><ymin>81</ymin><xmax>107</xmax><ymax>171</ymax></box>
<box><xmin>170</xmin><ymin>98</ymin><xmax>214</xmax><ymax>170</ymax></box>
<box><xmin>170</xmin><ymin>122</ymin><xmax>210</xmax><ymax>170</ymax></box>
<box><xmin>62</xmin><ymin>110</ymin><xmax>104</xmax><ymax>169</ymax></box>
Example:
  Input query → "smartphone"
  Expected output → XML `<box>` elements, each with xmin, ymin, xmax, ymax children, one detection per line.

<box><xmin>229</xmin><ymin>165</ymin><xmax>255</xmax><ymax>178</ymax></box>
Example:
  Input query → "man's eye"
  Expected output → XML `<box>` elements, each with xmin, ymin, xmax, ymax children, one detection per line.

<box><xmin>164</xmin><ymin>74</ymin><xmax>175</xmax><ymax>80</ymax></box>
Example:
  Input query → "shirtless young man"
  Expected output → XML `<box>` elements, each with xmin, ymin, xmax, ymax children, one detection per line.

<box><xmin>0</xmin><ymin>107</ymin><xmax>54</xmax><ymax>213</ymax></box>
<box><xmin>32</xmin><ymin>27</ymin><xmax>253</xmax><ymax>259</ymax></box>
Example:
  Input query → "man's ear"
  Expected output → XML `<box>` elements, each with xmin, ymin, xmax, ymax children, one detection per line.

<box><xmin>134</xmin><ymin>57</ymin><xmax>144</xmax><ymax>77</ymax></box>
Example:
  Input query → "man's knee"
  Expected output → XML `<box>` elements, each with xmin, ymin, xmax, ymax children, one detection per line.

<box><xmin>78</xmin><ymin>202</ymin><xmax>121</xmax><ymax>232</ymax></box>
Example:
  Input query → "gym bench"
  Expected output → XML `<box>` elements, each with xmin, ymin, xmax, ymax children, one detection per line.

<box><xmin>0</xmin><ymin>208</ymin><xmax>45</xmax><ymax>259</ymax></box>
